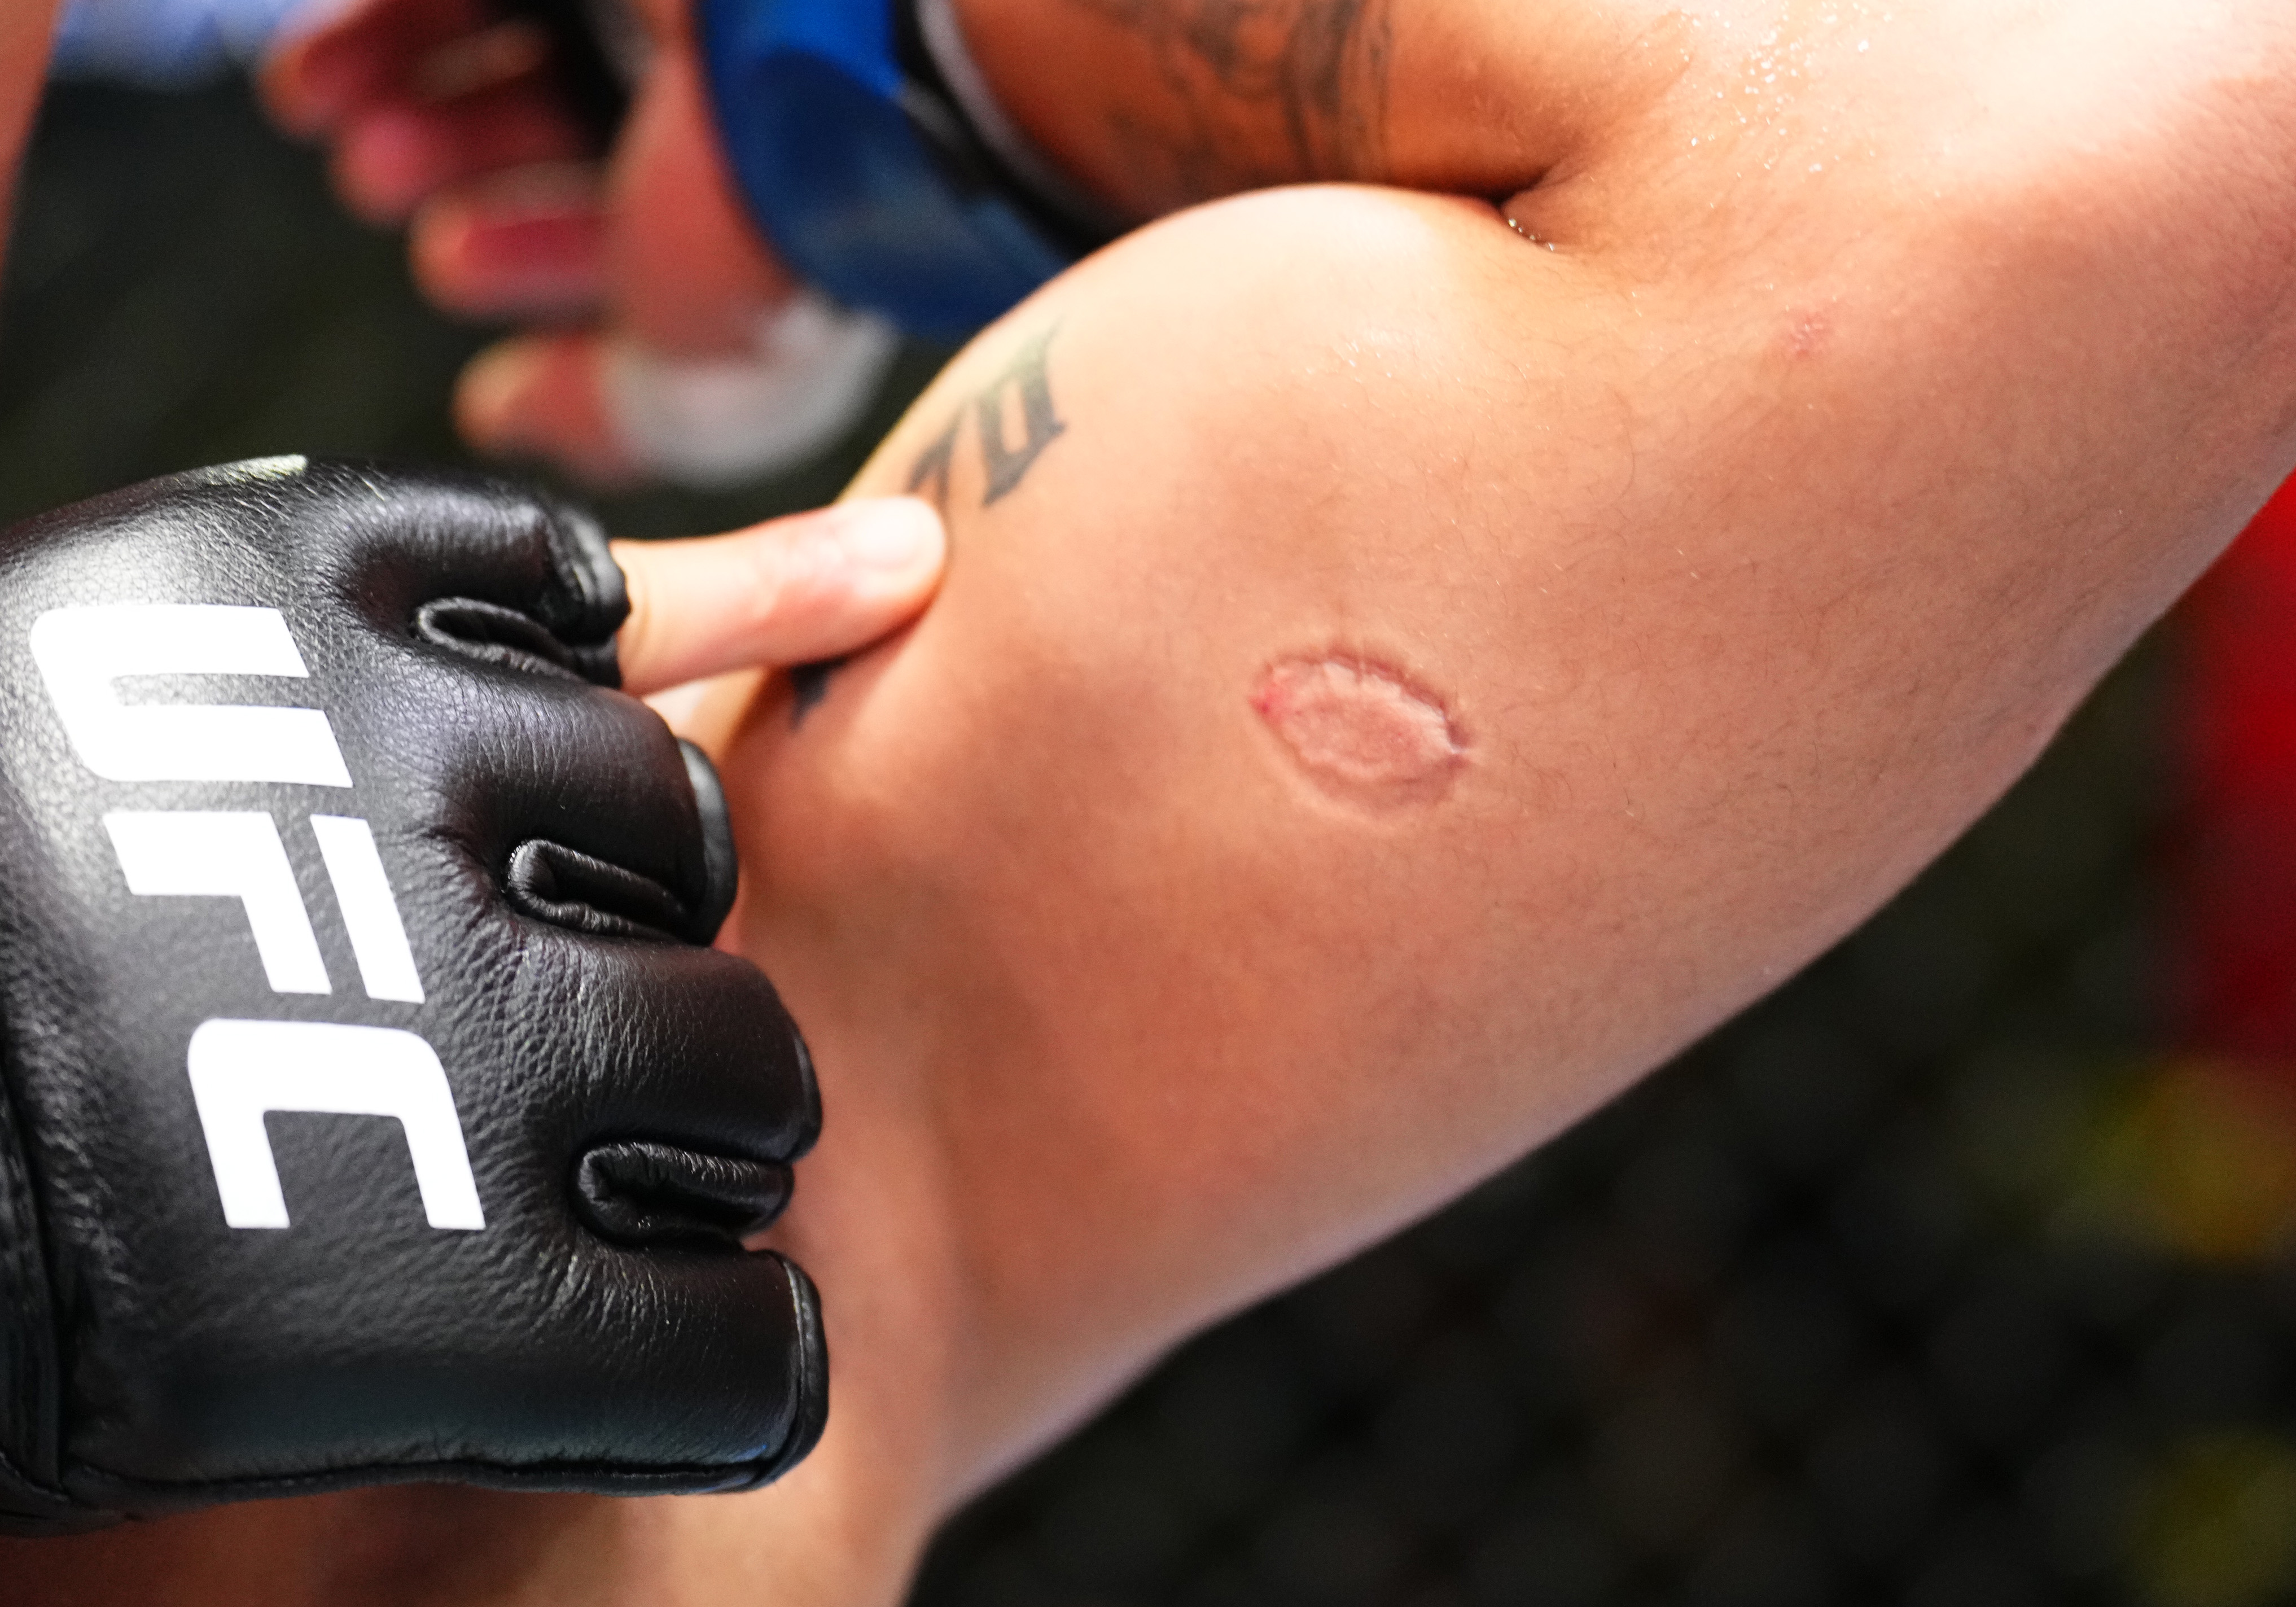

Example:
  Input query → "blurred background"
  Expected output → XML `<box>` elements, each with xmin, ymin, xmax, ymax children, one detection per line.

<box><xmin>11</xmin><ymin>60</ymin><xmax>2296</xmax><ymax>1607</ymax></box>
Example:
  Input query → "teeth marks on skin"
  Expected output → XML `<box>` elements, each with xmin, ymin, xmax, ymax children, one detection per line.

<box><xmin>1252</xmin><ymin>653</ymin><xmax>1465</xmax><ymax>807</ymax></box>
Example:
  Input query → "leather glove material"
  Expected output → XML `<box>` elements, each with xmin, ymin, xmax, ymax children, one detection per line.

<box><xmin>0</xmin><ymin>457</ymin><xmax>826</xmax><ymax>1532</ymax></box>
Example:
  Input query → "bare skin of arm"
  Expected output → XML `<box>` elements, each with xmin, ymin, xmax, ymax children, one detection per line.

<box><xmin>21</xmin><ymin>3</ymin><xmax>2296</xmax><ymax>1606</ymax></box>
<box><xmin>709</xmin><ymin>0</ymin><xmax>2296</xmax><ymax>1510</ymax></box>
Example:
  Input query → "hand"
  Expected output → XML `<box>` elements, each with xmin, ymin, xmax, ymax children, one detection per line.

<box><xmin>0</xmin><ymin>480</ymin><xmax>945</xmax><ymax>1586</ymax></box>
<box><xmin>610</xmin><ymin>493</ymin><xmax>946</xmax><ymax>695</ymax></box>
<box><xmin>0</xmin><ymin>459</ymin><xmax>903</xmax><ymax>1530</ymax></box>
<box><xmin>261</xmin><ymin>0</ymin><xmax>895</xmax><ymax>487</ymax></box>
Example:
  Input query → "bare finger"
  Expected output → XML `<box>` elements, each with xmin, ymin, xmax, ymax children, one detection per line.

<box><xmin>612</xmin><ymin>501</ymin><xmax>948</xmax><ymax>695</ymax></box>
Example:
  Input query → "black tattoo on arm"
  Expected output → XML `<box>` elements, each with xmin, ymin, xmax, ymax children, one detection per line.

<box><xmin>798</xmin><ymin>329</ymin><xmax>1068</xmax><ymax>728</ymax></box>
<box><xmin>788</xmin><ymin>658</ymin><xmax>844</xmax><ymax>723</ymax></box>
<box><xmin>976</xmin><ymin>329</ymin><xmax>1068</xmax><ymax>505</ymax></box>
<box><xmin>1068</xmin><ymin>0</ymin><xmax>1394</xmax><ymax>200</ymax></box>
<box><xmin>907</xmin><ymin>415</ymin><xmax>961</xmax><ymax>506</ymax></box>
<box><xmin>907</xmin><ymin>325</ymin><xmax>1070</xmax><ymax>512</ymax></box>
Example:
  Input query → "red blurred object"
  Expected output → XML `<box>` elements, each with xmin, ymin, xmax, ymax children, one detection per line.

<box><xmin>2172</xmin><ymin>475</ymin><xmax>2296</xmax><ymax>1062</ymax></box>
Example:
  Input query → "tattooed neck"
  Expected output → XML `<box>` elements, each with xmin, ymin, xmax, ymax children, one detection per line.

<box><xmin>1068</xmin><ymin>0</ymin><xmax>1395</xmax><ymax>203</ymax></box>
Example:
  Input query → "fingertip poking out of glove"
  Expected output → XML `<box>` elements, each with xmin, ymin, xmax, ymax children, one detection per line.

<box><xmin>0</xmin><ymin>456</ymin><xmax>825</xmax><ymax>1534</ymax></box>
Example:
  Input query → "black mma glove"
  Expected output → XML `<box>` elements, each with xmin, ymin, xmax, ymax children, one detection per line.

<box><xmin>0</xmin><ymin>457</ymin><xmax>825</xmax><ymax>1532</ymax></box>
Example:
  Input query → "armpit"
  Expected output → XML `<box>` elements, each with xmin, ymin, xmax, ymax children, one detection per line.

<box><xmin>1252</xmin><ymin>653</ymin><xmax>1466</xmax><ymax>809</ymax></box>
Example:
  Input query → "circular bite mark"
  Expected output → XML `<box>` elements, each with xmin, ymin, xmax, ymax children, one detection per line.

<box><xmin>1252</xmin><ymin>654</ymin><xmax>1466</xmax><ymax>808</ymax></box>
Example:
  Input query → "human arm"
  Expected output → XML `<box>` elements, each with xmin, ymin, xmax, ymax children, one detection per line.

<box><xmin>24</xmin><ymin>4</ymin><xmax>2295</xmax><ymax>1604</ymax></box>
<box><xmin>317</xmin><ymin>11</ymin><xmax>2296</xmax><ymax>1605</ymax></box>
<box><xmin>704</xmin><ymin>8</ymin><xmax>2296</xmax><ymax>1502</ymax></box>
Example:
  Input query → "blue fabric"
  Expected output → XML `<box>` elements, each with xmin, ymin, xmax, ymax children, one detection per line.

<box><xmin>696</xmin><ymin>0</ymin><xmax>1072</xmax><ymax>340</ymax></box>
<box><xmin>51</xmin><ymin>0</ymin><xmax>310</xmax><ymax>84</ymax></box>
<box><xmin>51</xmin><ymin>0</ymin><xmax>1071</xmax><ymax>338</ymax></box>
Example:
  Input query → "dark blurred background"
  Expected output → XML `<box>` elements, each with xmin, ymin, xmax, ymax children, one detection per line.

<box><xmin>12</xmin><ymin>78</ymin><xmax>2296</xmax><ymax>1607</ymax></box>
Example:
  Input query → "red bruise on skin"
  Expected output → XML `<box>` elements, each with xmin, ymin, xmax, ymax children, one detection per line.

<box><xmin>1251</xmin><ymin>654</ymin><xmax>1466</xmax><ymax>808</ymax></box>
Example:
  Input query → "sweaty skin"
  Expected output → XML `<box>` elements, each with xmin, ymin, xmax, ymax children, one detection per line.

<box><xmin>22</xmin><ymin>3</ymin><xmax>2296</xmax><ymax>1606</ymax></box>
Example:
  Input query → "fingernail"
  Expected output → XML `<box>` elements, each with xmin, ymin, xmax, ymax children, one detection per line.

<box><xmin>832</xmin><ymin>498</ymin><xmax>942</xmax><ymax>572</ymax></box>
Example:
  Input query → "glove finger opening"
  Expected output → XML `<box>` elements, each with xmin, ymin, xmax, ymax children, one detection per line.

<box><xmin>414</xmin><ymin>595</ymin><xmax>606</xmax><ymax>684</ymax></box>
<box><xmin>505</xmin><ymin>838</ymin><xmax>692</xmax><ymax>942</ymax></box>
<box><xmin>573</xmin><ymin>1139</ymin><xmax>794</xmax><ymax>1250</ymax></box>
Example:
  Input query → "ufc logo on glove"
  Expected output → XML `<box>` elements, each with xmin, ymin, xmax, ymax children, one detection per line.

<box><xmin>0</xmin><ymin>458</ymin><xmax>825</xmax><ymax>1534</ymax></box>
<box><xmin>32</xmin><ymin>602</ymin><xmax>481</xmax><ymax>1233</ymax></box>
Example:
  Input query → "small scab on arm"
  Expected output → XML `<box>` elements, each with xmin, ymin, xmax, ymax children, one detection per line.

<box><xmin>1251</xmin><ymin>653</ymin><xmax>1466</xmax><ymax>808</ymax></box>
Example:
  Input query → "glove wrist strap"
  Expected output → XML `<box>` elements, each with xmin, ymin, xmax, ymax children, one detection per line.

<box><xmin>697</xmin><ymin>0</ymin><xmax>1124</xmax><ymax>339</ymax></box>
